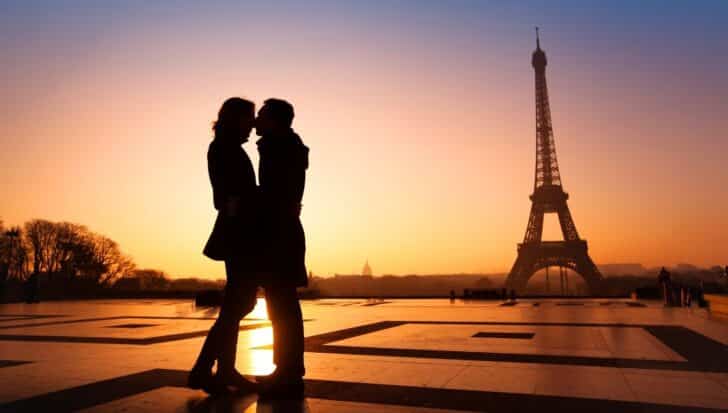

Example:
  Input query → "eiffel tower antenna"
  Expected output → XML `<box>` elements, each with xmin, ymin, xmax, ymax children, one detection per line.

<box><xmin>505</xmin><ymin>35</ymin><xmax>603</xmax><ymax>295</ymax></box>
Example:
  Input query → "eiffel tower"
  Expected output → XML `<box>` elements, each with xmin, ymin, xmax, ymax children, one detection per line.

<box><xmin>506</xmin><ymin>29</ymin><xmax>603</xmax><ymax>295</ymax></box>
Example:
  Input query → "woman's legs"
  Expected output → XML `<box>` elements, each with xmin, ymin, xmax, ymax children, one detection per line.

<box><xmin>192</xmin><ymin>259</ymin><xmax>257</xmax><ymax>378</ymax></box>
<box><xmin>192</xmin><ymin>319</ymin><xmax>223</xmax><ymax>373</ymax></box>
<box><xmin>216</xmin><ymin>277</ymin><xmax>257</xmax><ymax>377</ymax></box>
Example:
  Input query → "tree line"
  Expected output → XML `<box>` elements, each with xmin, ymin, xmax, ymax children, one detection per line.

<box><xmin>0</xmin><ymin>218</ymin><xmax>135</xmax><ymax>286</ymax></box>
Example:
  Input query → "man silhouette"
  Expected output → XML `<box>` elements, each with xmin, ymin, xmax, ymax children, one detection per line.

<box><xmin>255</xmin><ymin>98</ymin><xmax>309</xmax><ymax>399</ymax></box>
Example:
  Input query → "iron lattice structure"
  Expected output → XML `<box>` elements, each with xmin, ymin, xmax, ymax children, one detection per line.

<box><xmin>506</xmin><ymin>32</ymin><xmax>603</xmax><ymax>294</ymax></box>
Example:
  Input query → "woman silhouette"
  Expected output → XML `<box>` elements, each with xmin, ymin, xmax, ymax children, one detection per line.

<box><xmin>189</xmin><ymin>97</ymin><xmax>260</xmax><ymax>394</ymax></box>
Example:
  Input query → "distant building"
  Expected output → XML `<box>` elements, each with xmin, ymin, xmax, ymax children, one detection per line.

<box><xmin>598</xmin><ymin>263</ymin><xmax>647</xmax><ymax>276</ymax></box>
<box><xmin>362</xmin><ymin>260</ymin><xmax>372</xmax><ymax>276</ymax></box>
<box><xmin>675</xmin><ymin>263</ymin><xmax>700</xmax><ymax>273</ymax></box>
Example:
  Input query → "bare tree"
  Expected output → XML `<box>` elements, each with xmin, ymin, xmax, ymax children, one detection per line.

<box><xmin>5</xmin><ymin>228</ymin><xmax>29</xmax><ymax>280</ymax></box>
<box><xmin>23</xmin><ymin>219</ymin><xmax>135</xmax><ymax>285</ymax></box>
<box><xmin>53</xmin><ymin>222</ymin><xmax>91</xmax><ymax>278</ymax></box>
<box><xmin>24</xmin><ymin>219</ymin><xmax>58</xmax><ymax>277</ymax></box>
<box><xmin>88</xmin><ymin>234</ymin><xmax>135</xmax><ymax>285</ymax></box>
<box><xmin>0</xmin><ymin>220</ymin><xmax>8</xmax><ymax>286</ymax></box>
<box><xmin>1</xmin><ymin>221</ymin><xmax>30</xmax><ymax>281</ymax></box>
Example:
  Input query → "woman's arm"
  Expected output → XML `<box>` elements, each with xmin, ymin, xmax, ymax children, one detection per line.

<box><xmin>208</xmin><ymin>144</ymin><xmax>237</xmax><ymax>214</ymax></box>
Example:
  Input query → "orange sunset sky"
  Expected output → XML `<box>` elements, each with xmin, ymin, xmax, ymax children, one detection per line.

<box><xmin>1</xmin><ymin>2</ymin><xmax>727</xmax><ymax>279</ymax></box>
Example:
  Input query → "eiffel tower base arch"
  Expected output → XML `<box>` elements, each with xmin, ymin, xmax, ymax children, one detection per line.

<box><xmin>506</xmin><ymin>240</ymin><xmax>602</xmax><ymax>294</ymax></box>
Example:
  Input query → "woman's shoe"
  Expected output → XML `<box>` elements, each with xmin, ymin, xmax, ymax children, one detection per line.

<box><xmin>218</xmin><ymin>370</ymin><xmax>259</xmax><ymax>394</ymax></box>
<box><xmin>188</xmin><ymin>369</ymin><xmax>230</xmax><ymax>396</ymax></box>
<box><xmin>255</xmin><ymin>367</ymin><xmax>305</xmax><ymax>385</ymax></box>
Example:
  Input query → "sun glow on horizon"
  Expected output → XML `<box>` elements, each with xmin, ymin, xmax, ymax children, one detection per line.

<box><xmin>1</xmin><ymin>2</ymin><xmax>726</xmax><ymax>279</ymax></box>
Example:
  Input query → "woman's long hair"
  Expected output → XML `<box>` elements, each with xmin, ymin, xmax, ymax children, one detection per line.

<box><xmin>212</xmin><ymin>97</ymin><xmax>255</xmax><ymax>139</ymax></box>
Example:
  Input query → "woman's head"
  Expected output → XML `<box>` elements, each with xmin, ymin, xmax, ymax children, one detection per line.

<box><xmin>213</xmin><ymin>97</ymin><xmax>256</xmax><ymax>143</ymax></box>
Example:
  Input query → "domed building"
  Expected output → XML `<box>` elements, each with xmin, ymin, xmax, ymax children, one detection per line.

<box><xmin>362</xmin><ymin>259</ymin><xmax>372</xmax><ymax>277</ymax></box>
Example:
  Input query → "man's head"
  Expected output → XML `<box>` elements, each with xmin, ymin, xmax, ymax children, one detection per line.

<box><xmin>256</xmin><ymin>98</ymin><xmax>294</xmax><ymax>136</ymax></box>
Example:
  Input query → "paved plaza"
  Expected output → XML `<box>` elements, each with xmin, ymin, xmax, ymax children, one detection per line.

<box><xmin>0</xmin><ymin>298</ymin><xmax>726</xmax><ymax>412</ymax></box>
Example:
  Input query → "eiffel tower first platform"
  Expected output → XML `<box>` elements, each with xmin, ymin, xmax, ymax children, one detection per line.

<box><xmin>505</xmin><ymin>30</ymin><xmax>603</xmax><ymax>295</ymax></box>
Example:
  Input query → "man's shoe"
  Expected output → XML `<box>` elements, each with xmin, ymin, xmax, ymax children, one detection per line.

<box><xmin>254</xmin><ymin>371</ymin><xmax>277</xmax><ymax>386</ymax></box>
<box><xmin>188</xmin><ymin>369</ymin><xmax>230</xmax><ymax>396</ymax></box>
<box><xmin>258</xmin><ymin>377</ymin><xmax>304</xmax><ymax>401</ymax></box>
<box><xmin>256</xmin><ymin>367</ymin><xmax>305</xmax><ymax>385</ymax></box>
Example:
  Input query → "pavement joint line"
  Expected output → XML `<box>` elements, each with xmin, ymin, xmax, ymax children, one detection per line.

<box><xmin>0</xmin><ymin>321</ymin><xmax>272</xmax><ymax>345</ymax></box>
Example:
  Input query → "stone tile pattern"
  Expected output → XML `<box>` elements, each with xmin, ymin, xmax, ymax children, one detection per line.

<box><xmin>0</xmin><ymin>299</ymin><xmax>726</xmax><ymax>412</ymax></box>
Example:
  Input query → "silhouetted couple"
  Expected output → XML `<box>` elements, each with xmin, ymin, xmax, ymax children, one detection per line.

<box><xmin>189</xmin><ymin>97</ymin><xmax>309</xmax><ymax>400</ymax></box>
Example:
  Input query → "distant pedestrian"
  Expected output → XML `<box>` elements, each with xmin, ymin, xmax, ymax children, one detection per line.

<box><xmin>658</xmin><ymin>267</ymin><xmax>672</xmax><ymax>306</ymax></box>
